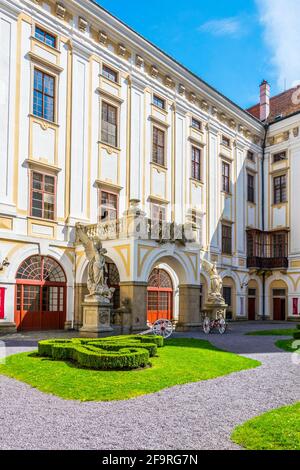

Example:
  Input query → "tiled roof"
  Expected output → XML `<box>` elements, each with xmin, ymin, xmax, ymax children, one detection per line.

<box><xmin>247</xmin><ymin>85</ymin><xmax>300</xmax><ymax>122</ymax></box>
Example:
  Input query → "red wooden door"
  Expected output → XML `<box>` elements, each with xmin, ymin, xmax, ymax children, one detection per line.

<box><xmin>42</xmin><ymin>286</ymin><xmax>66</xmax><ymax>330</ymax></box>
<box><xmin>248</xmin><ymin>298</ymin><xmax>256</xmax><ymax>320</ymax></box>
<box><xmin>273</xmin><ymin>298</ymin><xmax>286</xmax><ymax>321</ymax></box>
<box><xmin>15</xmin><ymin>256</ymin><xmax>66</xmax><ymax>331</ymax></box>
<box><xmin>16</xmin><ymin>285</ymin><xmax>41</xmax><ymax>330</ymax></box>
<box><xmin>147</xmin><ymin>269</ymin><xmax>173</xmax><ymax>323</ymax></box>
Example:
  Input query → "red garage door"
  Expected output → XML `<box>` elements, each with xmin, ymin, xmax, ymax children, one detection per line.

<box><xmin>147</xmin><ymin>269</ymin><xmax>173</xmax><ymax>324</ymax></box>
<box><xmin>15</xmin><ymin>256</ymin><xmax>66</xmax><ymax>331</ymax></box>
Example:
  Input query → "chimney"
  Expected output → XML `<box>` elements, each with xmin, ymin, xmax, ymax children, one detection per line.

<box><xmin>260</xmin><ymin>80</ymin><xmax>270</xmax><ymax>121</ymax></box>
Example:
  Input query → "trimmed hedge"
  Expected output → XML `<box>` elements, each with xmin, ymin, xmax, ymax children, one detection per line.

<box><xmin>293</xmin><ymin>331</ymin><xmax>300</xmax><ymax>340</ymax></box>
<box><xmin>297</xmin><ymin>325</ymin><xmax>300</xmax><ymax>330</ymax></box>
<box><xmin>37</xmin><ymin>335</ymin><xmax>163</xmax><ymax>371</ymax></box>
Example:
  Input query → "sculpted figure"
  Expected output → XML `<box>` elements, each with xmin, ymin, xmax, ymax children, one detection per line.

<box><xmin>76</xmin><ymin>223</ymin><xmax>114</xmax><ymax>302</ymax></box>
<box><xmin>209</xmin><ymin>262</ymin><xmax>223</xmax><ymax>297</ymax></box>
<box><xmin>201</xmin><ymin>258</ymin><xmax>225</xmax><ymax>303</ymax></box>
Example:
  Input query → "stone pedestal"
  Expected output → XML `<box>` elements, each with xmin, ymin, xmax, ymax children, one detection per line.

<box><xmin>119</xmin><ymin>282</ymin><xmax>148</xmax><ymax>332</ymax></box>
<box><xmin>203</xmin><ymin>296</ymin><xmax>227</xmax><ymax>320</ymax></box>
<box><xmin>177</xmin><ymin>285</ymin><xmax>201</xmax><ymax>331</ymax></box>
<box><xmin>112</xmin><ymin>309</ymin><xmax>132</xmax><ymax>333</ymax></box>
<box><xmin>80</xmin><ymin>299</ymin><xmax>113</xmax><ymax>337</ymax></box>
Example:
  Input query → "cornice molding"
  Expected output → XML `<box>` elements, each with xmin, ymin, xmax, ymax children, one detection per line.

<box><xmin>68</xmin><ymin>0</ymin><xmax>264</xmax><ymax>133</ymax></box>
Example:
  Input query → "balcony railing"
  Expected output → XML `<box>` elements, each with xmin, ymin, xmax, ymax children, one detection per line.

<box><xmin>78</xmin><ymin>216</ymin><xmax>200</xmax><ymax>245</ymax></box>
<box><xmin>247</xmin><ymin>229</ymin><xmax>288</xmax><ymax>270</ymax></box>
<box><xmin>247</xmin><ymin>256</ymin><xmax>288</xmax><ymax>269</ymax></box>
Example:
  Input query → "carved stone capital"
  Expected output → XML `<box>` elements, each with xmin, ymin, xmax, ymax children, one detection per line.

<box><xmin>99</xmin><ymin>30</ymin><xmax>108</xmax><ymax>45</ymax></box>
<box><xmin>150</xmin><ymin>65</ymin><xmax>159</xmax><ymax>78</ymax></box>
<box><xmin>56</xmin><ymin>2</ymin><xmax>66</xmax><ymax>19</ymax></box>
<box><xmin>178</xmin><ymin>83</ymin><xmax>185</xmax><ymax>95</ymax></box>
<box><xmin>118</xmin><ymin>44</ymin><xmax>127</xmax><ymax>57</ymax></box>
<box><xmin>136</xmin><ymin>54</ymin><xmax>144</xmax><ymax>67</ymax></box>
<box><xmin>78</xmin><ymin>17</ymin><xmax>88</xmax><ymax>32</ymax></box>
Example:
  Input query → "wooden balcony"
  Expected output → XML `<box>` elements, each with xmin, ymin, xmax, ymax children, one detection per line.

<box><xmin>247</xmin><ymin>229</ymin><xmax>288</xmax><ymax>270</ymax></box>
<box><xmin>247</xmin><ymin>256</ymin><xmax>288</xmax><ymax>269</ymax></box>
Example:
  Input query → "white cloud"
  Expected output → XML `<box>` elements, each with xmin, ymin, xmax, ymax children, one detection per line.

<box><xmin>256</xmin><ymin>0</ymin><xmax>300</xmax><ymax>88</ymax></box>
<box><xmin>198</xmin><ymin>17</ymin><xmax>243</xmax><ymax>37</ymax></box>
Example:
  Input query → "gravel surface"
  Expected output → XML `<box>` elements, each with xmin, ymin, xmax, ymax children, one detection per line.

<box><xmin>0</xmin><ymin>322</ymin><xmax>299</xmax><ymax>450</ymax></box>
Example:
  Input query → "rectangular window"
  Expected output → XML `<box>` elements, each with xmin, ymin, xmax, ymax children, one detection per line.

<box><xmin>35</xmin><ymin>26</ymin><xmax>56</xmax><ymax>48</ymax></box>
<box><xmin>152</xmin><ymin>127</ymin><xmax>165</xmax><ymax>166</ymax></box>
<box><xmin>247</xmin><ymin>174</ymin><xmax>255</xmax><ymax>203</ymax></box>
<box><xmin>248</xmin><ymin>289</ymin><xmax>256</xmax><ymax>297</ymax></box>
<box><xmin>151</xmin><ymin>204</ymin><xmax>166</xmax><ymax>222</ymax></box>
<box><xmin>273</xmin><ymin>151</ymin><xmax>287</xmax><ymax>163</ymax></box>
<box><xmin>102</xmin><ymin>65</ymin><xmax>118</xmax><ymax>83</ymax></box>
<box><xmin>33</xmin><ymin>69</ymin><xmax>55</xmax><ymax>122</ymax></box>
<box><xmin>222</xmin><ymin>161</ymin><xmax>230</xmax><ymax>193</ymax></box>
<box><xmin>101</xmin><ymin>102</ymin><xmax>118</xmax><ymax>147</ymax></box>
<box><xmin>31</xmin><ymin>171</ymin><xmax>56</xmax><ymax>220</ymax></box>
<box><xmin>273</xmin><ymin>175</ymin><xmax>287</xmax><ymax>204</ymax></box>
<box><xmin>221</xmin><ymin>135</ymin><xmax>230</xmax><ymax>147</ymax></box>
<box><xmin>273</xmin><ymin>289</ymin><xmax>286</xmax><ymax>297</ymax></box>
<box><xmin>223</xmin><ymin>287</ymin><xmax>232</xmax><ymax>307</ymax></box>
<box><xmin>222</xmin><ymin>224</ymin><xmax>232</xmax><ymax>255</ymax></box>
<box><xmin>273</xmin><ymin>233</ymin><xmax>286</xmax><ymax>258</ymax></box>
<box><xmin>192</xmin><ymin>118</ymin><xmax>201</xmax><ymax>131</ymax></box>
<box><xmin>191</xmin><ymin>146</ymin><xmax>201</xmax><ymax>181</ymax></box>
<box><xmin>99</xmin><ymin>191</ymin><xmax>118</xmax><ymax>222</ymax></box>
<box><xmin>153</xmin><ymin>95</ymin><xmax>165</xmax><ymax>110</ymax></box>
<box><xmin>247</xmin><ymin>150</ymin><xmax>255</xmax><ymax>162</ymax></box>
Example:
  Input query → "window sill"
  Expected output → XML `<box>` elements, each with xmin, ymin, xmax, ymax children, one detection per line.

<box><xmin>29</xmin><ymin>114</ymin><xmax>59</xmax><ymax>128</ymax></box>
<box><xmin>221</xmin><ymin>190</ymin><xmax>232</xmax><ymax>196</ymax></box>
<box><xmin>98</xmin><ymin>141</ymin><xmax>121</xmax><ymax>152</ymax></box>
<box><xmin>28</xmin><ymin>215</ymin><xmax>58</xmax><ymax>225</ymax></box>
<box><xmin>190</xmin><ymin>177</ymin><xmax>203</xmax><ymax>185</ymax></box>
<box><xmin>152</xmin><ymin>103</ymin><xmax>168</xmax><ymax>115</ymax></box>
<box><xmin>272</xmin><ymin>202</ymin><xmax>288</xmax><ymax>208</ymax></box>
<box><xmin>150</xmin><ymin>161</ymin><xmax>168</xmax><ymax>171</ymax></box>
<box><xmin>31</xmin><ymin>36</ymin><xmax>61</xmax><ymax>53</ymax></box>
<box><xmin>100</xmin><ymin>74</ymin><xmax>121</xmax><ymax>87</ymax></box>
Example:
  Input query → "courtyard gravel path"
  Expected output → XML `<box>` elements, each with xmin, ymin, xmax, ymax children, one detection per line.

<box><xmin>0</xmin><ymin>323</ymin><xmax>299</xmax><ymax>450</ymax></box>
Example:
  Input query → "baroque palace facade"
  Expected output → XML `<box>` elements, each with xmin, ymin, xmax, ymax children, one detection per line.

<box><xmin>1</xmin><ymin>0</ymin><xmax>300</xmax><ymax>333</ymax></box>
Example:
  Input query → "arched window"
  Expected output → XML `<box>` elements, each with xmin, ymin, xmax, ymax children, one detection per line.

<box><xmin>16</xmin><ymin>255</ymin><xmax>66</xmax><ymax>283</ymax></box>
<box><xmin>148</xmin><ymin>268</ymin><xmax>172</xmax><ymax>289</ymax></box>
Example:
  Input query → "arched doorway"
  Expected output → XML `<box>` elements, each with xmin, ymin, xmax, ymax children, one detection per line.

<box><xmin>15</xmin><ymin>255</ymin><xmax>66</xmax><ymax>331</ymax></box>
<box><xmin>147</xmin><ymin>268</ymin><xmax>173</xmax><ymax>323</ymax></box>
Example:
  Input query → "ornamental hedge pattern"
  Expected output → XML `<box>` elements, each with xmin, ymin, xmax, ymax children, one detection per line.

<box><xmin>37</xmin><ymin>335</ymin><xmax>164</xmax><ymax>370</ymax></box>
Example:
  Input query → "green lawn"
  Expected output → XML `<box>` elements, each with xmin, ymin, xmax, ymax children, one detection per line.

<box><xmin>246</xmin><ymin>328</ymin><xmax>297</xmax><ymax>336</ymax></box>
<box><xmin>0</xmin><ymin>338</ymin><xmax>260</xmax><ymax>402</ymax></box>
<box><xmin>232</xmin><ymin>403</ymin><xmax>300</xmax><ymax>450</ymax></box>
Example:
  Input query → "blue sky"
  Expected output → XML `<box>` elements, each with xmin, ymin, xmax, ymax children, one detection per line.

<box><xmin>95</xmin><ymin>0</ymin><xmax>300</xmax><ymax>108</ymax></box>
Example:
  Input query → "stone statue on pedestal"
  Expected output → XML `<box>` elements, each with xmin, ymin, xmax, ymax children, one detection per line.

<box><xmin>76</xmin><ymin>223</ymin><xmax>115</xmax><ymax>303</ymax></box>
<box><xmin>201</xmin><ymin>258</ymin><xmax>227</xmax><ymax>319</ymax></box>
<box><xmin>76</xmin><ymin>223</ymin><xmax>115</xmax><ymax>335</ymax></box>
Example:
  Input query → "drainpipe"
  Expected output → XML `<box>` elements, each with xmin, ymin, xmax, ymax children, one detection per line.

<box><xmin>261</xmin><ymin>124</ymin><xmax>269</xmax><ymax>320</ymax></box>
